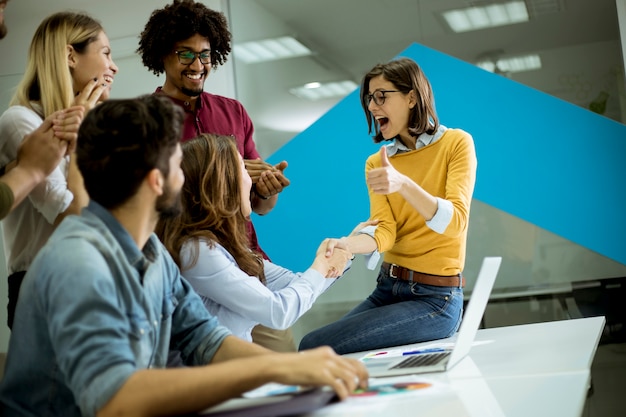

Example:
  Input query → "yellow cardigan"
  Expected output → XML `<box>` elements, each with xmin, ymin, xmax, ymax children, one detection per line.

<box><xmin>367</xmin><ymin>128</ymin><xmax>477</xmax><ymax>276</ymax></box>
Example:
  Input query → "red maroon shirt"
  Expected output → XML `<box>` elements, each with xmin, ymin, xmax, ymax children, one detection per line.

<box><xmin>156</xmin><ymin>88</ymin><xmax>270</xmax><ymax>260</ymax></box>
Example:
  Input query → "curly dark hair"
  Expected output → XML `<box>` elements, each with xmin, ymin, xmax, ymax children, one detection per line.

<box><xmin>137</xmin><ymin>0</ymin><xmax>232</xmax><ymax>75</ymax></box>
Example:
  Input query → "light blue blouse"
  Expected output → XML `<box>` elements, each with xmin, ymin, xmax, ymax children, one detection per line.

<box><xmin>180</xmin><ymin>239</ymin><xmax>339</xmax><ymax>341</ymax></box>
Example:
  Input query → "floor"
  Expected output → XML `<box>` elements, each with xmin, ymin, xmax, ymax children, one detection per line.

<box><xmin>584</xmin><ymin>342</ymin><xmax>626</xmax><ymax>416</ymax></box>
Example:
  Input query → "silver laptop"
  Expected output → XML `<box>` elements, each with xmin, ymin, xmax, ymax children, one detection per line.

<box><xmin>363</xmin><ymin>256</ymin><xmax>502</xmax><ymax>377</ymax></box>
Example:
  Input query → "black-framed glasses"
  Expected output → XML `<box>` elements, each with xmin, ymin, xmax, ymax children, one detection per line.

<box><xmin>367</xmin><ymin>90</ymin><xmax>401</xmax><ymax>106</ymax></box>
<box><xmin>174</xmin><ymin>50</ymin><xmax>212</xmax><ymax>65</ymax></box>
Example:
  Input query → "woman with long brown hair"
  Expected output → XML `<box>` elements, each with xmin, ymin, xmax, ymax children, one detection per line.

<box><xmin>158</xmin><ymin>133</ymin><xmax>351</xmax><ymax>344</ymax></box>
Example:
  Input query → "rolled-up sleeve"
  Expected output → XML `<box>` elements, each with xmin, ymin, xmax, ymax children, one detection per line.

<box><xmin>40</xmin><ymin>244</ymin><xmax>138</xmax><ymax>417</ymax></box>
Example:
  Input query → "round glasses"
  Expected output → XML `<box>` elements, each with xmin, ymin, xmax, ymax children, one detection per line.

<box><xmin>174</xmin><ymin>50</ymin><xmax>211</xmax><ymax>65</ymax></box>
<box><xmin>367</xmin><ymin>90</ymin><xmax>401</xmax><ymax>106</ymax></box>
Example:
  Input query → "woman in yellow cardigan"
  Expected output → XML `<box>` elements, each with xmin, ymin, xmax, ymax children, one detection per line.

<box><xmin>299</xmin><ymin>57</ymin><xmax>477</xmax><ymax>354</ymax></box>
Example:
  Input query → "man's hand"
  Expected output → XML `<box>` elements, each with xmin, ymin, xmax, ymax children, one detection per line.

<box><xmin>246</xmin><ymin>159</ymin><xmax>290</xmax><ymax>198</ymax></box>
<box><xmin>271</xmin><ymin>347</ymin><xmax>368</xmax><ymax>400</ymax></box>
<box><xmin>244</xmin><ymin>158</ymin><xmax>274</xmax><ymax>183</ymax></box>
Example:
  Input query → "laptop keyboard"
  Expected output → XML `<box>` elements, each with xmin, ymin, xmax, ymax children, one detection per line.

<box><xmin>391</xmin><ymin>352</ymin><xmax>449</xmax><ymax>369</ymax></box>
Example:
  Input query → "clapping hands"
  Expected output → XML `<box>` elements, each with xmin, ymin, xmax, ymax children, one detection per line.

<box><xmin>245</xmin><ymin>158</ymin><xmax>290</xmax><ymax>199</ymax></box>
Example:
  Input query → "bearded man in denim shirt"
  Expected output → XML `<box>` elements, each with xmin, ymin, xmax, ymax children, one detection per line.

<box><xmin>0</xmin><ymin>95</ymin><xmax>367</xmax><ymax>417</ymax></box>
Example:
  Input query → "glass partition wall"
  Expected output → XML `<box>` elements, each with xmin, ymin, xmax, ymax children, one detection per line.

<box><xmin>228</xmin><ymin>0</ymin><xmax>626</xmax><ymax>345</ymax></box>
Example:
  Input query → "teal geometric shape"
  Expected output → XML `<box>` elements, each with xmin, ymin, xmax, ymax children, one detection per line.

<box><xmin>254</xmin><ymin>43</ymin><xmax>626</xmax><ymax>270</ymax></box>
<box><xmin>253</xmin><ymin>91</ymin><xmax>378</xmax><ymax>271</ymax></box>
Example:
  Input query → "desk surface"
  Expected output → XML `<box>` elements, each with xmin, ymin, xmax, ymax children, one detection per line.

<box><xmin>305</xmin><ymin>316</ymin><xmax>605</xmax><ymax>417</ymax></box>
<box><xmin>451</xmin><ymin>315</ymin><xmax>604</xmax><ymax>379</ymax></box>
<box><xmin>305</xmin><ymin>371</ymin><xmax>590</xmax><ymax>417</ymax></box>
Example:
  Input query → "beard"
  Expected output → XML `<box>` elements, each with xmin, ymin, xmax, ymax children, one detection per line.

<box><xmin>156</xmin><ymin>182</ymin><xmax>183</xmax><ymax>219</ymax></box>
<box><xmin>181</xmin><ymin>86</ymin><xmax>203</xmax><ymax>97</ymax></box>
<box><xmin>0</xmin><ymin>22</ymin><xmax>7</xmax><ymax>40</ymax></box>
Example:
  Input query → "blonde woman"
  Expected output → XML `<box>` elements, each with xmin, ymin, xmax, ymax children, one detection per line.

<box><xmin>0</xmin><ymin>11</ymin><xmax>118</xmax><ymax>328</ymax></box>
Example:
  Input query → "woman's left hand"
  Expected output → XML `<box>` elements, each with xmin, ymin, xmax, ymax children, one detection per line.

<box><xmin>73</xmin><ymin>78</ymin><xmax>108</xmax><ymax>112</ymax></box>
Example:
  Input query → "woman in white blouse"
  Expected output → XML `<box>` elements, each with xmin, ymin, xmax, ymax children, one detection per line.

<box><xmin>157</xmin><ymin>133</ymin><xmax>352</xmax><ymax>343</ymax></box>
<box><xmin>0</xmin><ymin>11</ymin><xmax>118</xmax><ymax>328</ymax></box>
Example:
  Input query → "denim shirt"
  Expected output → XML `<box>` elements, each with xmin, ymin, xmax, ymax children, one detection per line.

<box><xmin>0</xmin><ymin>201</ymin><xmax>231</xmax><ymax>417</ymax></box>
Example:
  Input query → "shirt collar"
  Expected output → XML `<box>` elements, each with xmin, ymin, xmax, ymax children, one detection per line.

<box><xmin>386</xmin><ymin>124</ymin><xmax>448</xmax><ymax>157</ymax></box>
<box><xmin>154</xmin><ymin>86</ymin><xmax>202</xmax><ymax>112</ymax></box>
<box><xmin>85</xmin><ymin>201</ymin><xmax>158</xmax><ymax>275</ymax></box>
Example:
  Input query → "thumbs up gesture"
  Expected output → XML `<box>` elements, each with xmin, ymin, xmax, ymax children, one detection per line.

<box><xmin>366</xmin><ymin>146</ymin><xmax>405</xmax><ymax>195</ymax></box>
<box><xmin>379</xmin><ymin>145</ymin><xmax>391</xmax><ymax>167</ymax></box>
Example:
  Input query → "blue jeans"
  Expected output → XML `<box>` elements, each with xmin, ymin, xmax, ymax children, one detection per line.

<box><xmin>299</xmin><ymin>268</ymin><xmax>464</xmax><ymax>354</ymax></box>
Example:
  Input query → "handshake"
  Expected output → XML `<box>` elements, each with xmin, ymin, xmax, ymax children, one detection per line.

<box><xmin>312</xmin><ymin>238</ymin><xmax>352</xmax><ymax>279</ymax></box>
<box><xmin>311</xmin><ymin>220</ymin><xmax>380</xmax><ymax>278</ymax></box>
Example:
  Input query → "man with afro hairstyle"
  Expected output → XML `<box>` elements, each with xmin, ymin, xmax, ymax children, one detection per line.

<box><xmin>137</xmin><ymin>0</ymin><xmax>296</xmax><ymax>352</ymax></box>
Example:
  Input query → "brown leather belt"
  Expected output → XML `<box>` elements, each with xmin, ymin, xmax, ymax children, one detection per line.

<box><xmin>382</xmin><ymin>262</ymin><xmax>465</xmax><ymax>287</ymax></box>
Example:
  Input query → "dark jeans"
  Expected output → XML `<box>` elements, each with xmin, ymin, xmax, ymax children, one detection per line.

<box><xmin>7</xmin><ymin>271</ymin><xmax>26</xmax><ymax>329</ymax></box>
<box><xmin>299</xmin><ymin>268</ymin><xmax>464</xmax><ymax>354</ymax></box>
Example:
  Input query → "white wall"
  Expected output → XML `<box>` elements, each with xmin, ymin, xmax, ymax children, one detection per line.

<box><xmin>229</xmin><ymin>0</ymin><xmax>353</xmax><ymax>157</ymax></box>
<box><xmin>0</xmin><ymin>0</ymin><xmax>233</xmax><ymax>353</ymax></box>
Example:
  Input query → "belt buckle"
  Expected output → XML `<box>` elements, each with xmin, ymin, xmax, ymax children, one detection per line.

<box><xmin>389</xmin><ymin>264</ymin><xmax>399</xmax><ymax>278</ymax></box>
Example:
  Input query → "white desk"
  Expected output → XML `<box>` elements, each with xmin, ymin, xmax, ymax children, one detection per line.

<box><xmin>303</xmin><ymin>316</ymin><xmax>605</xmax><ymax>417</ymax></box>
<box><xmin>449</xmin><ymin>315</ymin><xmax>604</xmax><ymax>379</ymax></box>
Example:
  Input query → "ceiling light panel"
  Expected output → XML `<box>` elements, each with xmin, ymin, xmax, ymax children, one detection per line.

<box><xmin>289</xmin><ymin>80</ymin><xmax>358</xmax><ymax>101</ymax></box>
<box><xmin>477</xmin><ymin>54</ymin><xmax>542</xmax><ymax>74</ymax></box>
<box><xmin>442</xmin><ymin>1</ymin><xmax>529</xmax><ymax>33</ymax></box>
<box><xmin>234</xmin><ymin>36</ymin><xmax>312</xmax><ymax>64</ymax></box>
<box><xmin>498</xmin><ymin>54</ymin><xmax>542</xmax><ymax>72</ymax></box>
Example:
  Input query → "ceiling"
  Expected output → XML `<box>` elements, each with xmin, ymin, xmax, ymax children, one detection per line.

<box><xmin>228</xmin><ymin>0</ymin><xmax>623</xmax><ymax>154</ymax></box>
<box><xmin>2</xmin><ymin>0</ymin><xmax>623</xmax><ymax>156</ymax></box>
<box><xmin>249</xmin><ymin>0</ymin><xmax>619</xmax><ymax>69</ymax></box>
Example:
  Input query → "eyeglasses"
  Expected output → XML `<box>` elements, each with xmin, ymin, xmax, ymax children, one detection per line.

<box><xmin>174</xmin><ymin>50</ymin><xmax>211</xmax><ymax>65</ymax></box>
<box><xmin>367</xmin><ymin>90</ymin><xmax>402</xmax><ymax>106</ymax></box>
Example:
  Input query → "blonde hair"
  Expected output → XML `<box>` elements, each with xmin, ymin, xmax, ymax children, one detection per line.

<box><xmin>11</xmin><ymin>12</ymin><xmax>103</xmax><ymax>117</ymax></box>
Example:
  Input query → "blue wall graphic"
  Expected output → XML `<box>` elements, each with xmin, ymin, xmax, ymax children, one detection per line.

<box><xmin>254</xmin><ymin>43</ymin><xmax>626</xmax><ymax>271</ymax></box>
